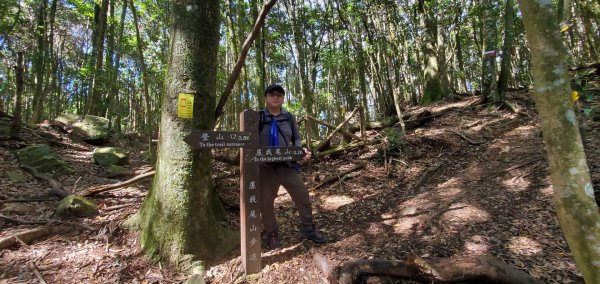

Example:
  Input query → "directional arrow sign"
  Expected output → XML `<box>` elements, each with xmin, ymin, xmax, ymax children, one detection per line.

<box><xmin>183</xmin><ymin>131</ymin><xmax>254</xmax><ymax>149</ymax></box>
<box><xmin>244</xmin><ymin>146</ymin><xmax>306</xmax><ymax>163</ymax></box>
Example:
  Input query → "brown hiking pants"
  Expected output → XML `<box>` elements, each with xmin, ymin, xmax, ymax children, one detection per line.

<box><xmin>259</xmin><ymin>163</ymin><xmax>314</xmax><ymax>235</ymax></box>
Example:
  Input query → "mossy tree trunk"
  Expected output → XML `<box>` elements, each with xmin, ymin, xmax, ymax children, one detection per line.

<box><xmin>137</xmin><ymin>0</ymin><xmax>238</xmax><ymax>269</ymax></box>
<box><xmin>481</xmin><ymin>0</ymin><xmax>499</xmax><ymax>103</ymax></box>
<box><xmin>418</xmin><ymin>0</ymin><xmax>448</xmax><ymax>104</ymax></box>
<box><xmin>518</xmin><ymin>0</ymin><xmax>600</xmax><ymax>282</ymax></box>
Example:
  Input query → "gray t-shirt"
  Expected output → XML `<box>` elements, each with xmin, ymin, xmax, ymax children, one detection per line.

<box><xmin>259</xmin><ymin>108</ymin><xmax>302</xmax><ymax>147</ymax></box>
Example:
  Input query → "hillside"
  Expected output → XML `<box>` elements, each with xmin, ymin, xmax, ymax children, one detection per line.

<box><xmin>1</xmin><ymin>92</ymin><xmax>597</xmax><ymax>283</ymax></box>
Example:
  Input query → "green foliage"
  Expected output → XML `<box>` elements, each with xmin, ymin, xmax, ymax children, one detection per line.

<box><xmin>382</xmin><ymin>127</ymin><xmax>407</xmax><ymax>153</ymax></box>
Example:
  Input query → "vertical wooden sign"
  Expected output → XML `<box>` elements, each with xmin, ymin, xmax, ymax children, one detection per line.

<box><xmin>239</xmin><ymin>110</ymin><xmax>261</xmax><ymax>274</ymax></box>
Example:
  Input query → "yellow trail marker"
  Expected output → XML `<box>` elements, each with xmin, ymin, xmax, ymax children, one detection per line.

<box><xmin>571</xmin><ymin>90</ymin><xmax>580</xmax><ymax>103</ymax></box>
<box><xmin>178</xmin><ymin>93</ymin><xmax>194</xmax><ymax>118</ymax></box>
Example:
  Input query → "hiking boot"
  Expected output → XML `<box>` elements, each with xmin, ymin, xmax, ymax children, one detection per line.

<box><xmin>266</xmin><ymin>231</ymin><xmax>281</xmax><ymax>250</ymax></box>
<box><xmin>300</xmin><ymin>226</ymin><xmax>327</xmax><ymax>243</ymax></box>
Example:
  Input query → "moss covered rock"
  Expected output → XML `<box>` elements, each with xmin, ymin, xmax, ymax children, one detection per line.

<box><xmin>93</xmin><ymin>147</ymin><xmax>129</xmax><ymax>167</ymax></box>
<box><xmin>54</xmin><ymin>113</ymin><xmax>80</xmax><ymax>125</ymax></box>
<box><xmin>54</xmin><ymin>195</ymin><xmax>99</xmax><ymax>218</ymax></box>
<box><xmin>72</xmin><ymin>115</ymin><xmax>109</xmax><ymax>145</ymax></box>
<box><xmin>15</xmin><ymin>144</ymin><xmax>73</xmax><ymax>176</ymax></box>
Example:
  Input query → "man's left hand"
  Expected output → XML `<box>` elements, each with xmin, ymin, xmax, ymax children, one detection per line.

<box><xmin>300</xmin><ymin>147</ymin><xmax>312</xmax><ymax>163</ymax></box>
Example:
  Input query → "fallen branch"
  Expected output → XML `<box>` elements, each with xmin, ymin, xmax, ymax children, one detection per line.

<box><xmin>409</xmin><ymin>163</ymin><xmax>442</xmax><ymax>190</ymax></box>
<box><xmin>311</xmin><ymin>164</ymin><xmax>366</xmax><ymax>191</ymax></box>
<box><xmin>101</xmin><ymin>203</ymin><xmax>132</xmax><ymax>212</ymax></box>
<box><xmin>81</xmin><ymin>170</ymin><xmax>155</xmax><ymax>197</ymax></box>
<box><xmin>214</xmin><ymin>0</ymin><xmax>278</xmax><ymax>119</ymax></box>
<box><xmin>315</xmin><ymin>107</ymin><xmax>362</xmax><ymax>152</ymax></box>
<box><xmin>0</xmin><ymin>224</ymin><xmax>79</xmax><ymax>251</ymax></box>
<box><xmin>21</xmin><ymin>166</ymin><xmax>69</xmax><ymax>198</ymax></box>
<box><xmin>306</xmin><ymin>115</ymin><xmax>363</xmax><ymax>142</ymax></box>
<box><xmin>447</xmin><ymin>130</ymin><xmax>482</xmax><ymax>145</ymax></box>
<box><xmin>326</xmin><ymin>254</ymin><xmax>543</xmax><ymax>284</ymax></box>
<box><xmin>30</xmin><ymin>262</ymin><xmax>48</xmax><ymax>284</ymax></box>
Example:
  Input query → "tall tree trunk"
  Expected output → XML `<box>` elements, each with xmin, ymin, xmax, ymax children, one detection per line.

<box><xmin>497</xmin><ymin>0</ymin><xmax>515</xmax><ymax>100</ymax></box>
<box><xmin>130</xmin><ymin>0</ymin><xmax>155</xmax><ymax>160</ymax></box>
<box><xmin>419</xmin><ymin>0</ymin><xmax>448</xmax><ymax>103</ymax></box>
<box><xmin>107</xmin><ymin>0</ymin><xmax>127</xmax><ymax>131</ymax></box>
<box><xmin>135</xmin><ymin>0</ymin><xmax>237</xmax><ymax>268</ymax></box>
<box><xmin>31</xmin><ymin>0</ymin><xmax>48</xmax><ymax>123</ymax></box>
<box><xmin>86</xmin><ymin>0</ymin><xmax>110</xmax><ymax>116</ymax></box>
<box><xmin>481</xmin><ymin>0</ymin><xmax>499</xmax><ymax>103</ymax></box>
<box><xmin>11</xmin><ymin>52</ymin><xmax>24</xmax><ymax>138</ymax></box>
<box><xmin>518</xmin><ymin>1</ymin><xmax>600</xmax><ymax>282</ymax></box>
<box><xmin>284</xmin><ymin>0</ymin><xmax>315</xmax><ymax>118</ymax></box>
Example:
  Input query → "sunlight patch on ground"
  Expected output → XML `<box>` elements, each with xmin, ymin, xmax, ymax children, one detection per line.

<box><xmin>392</xmin><ymin>216</ymin><xmax>423</xmax><ymax>236</ymax></box>
<box><xmin>319</xmin><ymin>195</ymin><xmax>355</xmax><ymax>210</ymax></box>
<box><xmin>427</xmin><ymin>97</ymin><xmax>480</xmax><ymax>113</ymax></box>
<box><xmin>441</xmin><ymin>203</ymin><xmax>490</xmax><ymax>224</ymax></box>
<box><xmin>468</xmin><ymin>117</ymin><xmax>510</xmax><ymax>132</ymax></box>
<box><xmin>434</xmin><ymin>179</ymin><xmax>464</xmax><ymax>197</ymax></box>
<box><xmin>464</xmin><ymin>235</ymin><xmax>490</xmax><ymax>254</ymax></box>
<box><xmin>508</xmin><ymin>236</ymin><xmax>543</xmax><ymax>256</ymax></box>
<box><xmin>501</xmin><ymin>174</ymin><xmax>533</xmax><ymax>192</ymax></box>
<box><xmin>540</xmin><ymin>185</ymin><xmax>554</xmax><ymax>197</ymax></box>
<box><xmin>505</xmin><ymin>124</ymin><xmax>538</xmax><ymax>137</ymax></box>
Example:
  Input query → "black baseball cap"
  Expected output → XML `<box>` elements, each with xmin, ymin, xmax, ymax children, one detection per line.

<box><xmin>265</xmin><ymin>84</ymin><xmax>285</xmax><ymax>96</ymax></box>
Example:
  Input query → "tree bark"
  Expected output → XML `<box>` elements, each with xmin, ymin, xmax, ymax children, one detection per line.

<box><xmin>136</xmin><ymin>0</ymin><xmax>238</xmax><ymax>269</ymax></box>
<box><xmin>130</xmin><ymin>0</ymin><xmax>156</xmax><ymax>161</ymax></box>
<box><xmin>497</xmin><ymin>0</ymin><xmax>515</xmax><ymax>101</ymax></box>
<box><xmin>418</xmin><ymin>0</ymin><xmax>448</xmax><ymax>103</ymax></box>
<box><xmin>481</xmin><ymin>0</ymin><xmax>499</xmax><ymax>103</ymax></box>
<box><xmin>518</xmin><ymin>0</ymin><xmax>600</xmax><ymax>282</ymax></box>
<box><xmin>86</xmin><ymin>0</ymin><xmax>110</xmax><ymax>116</ymax></box>
<box><xmin>31</xmin><ymin>0</ymin><xmax>48</xmax><ymax>123</ymax></box>
<box><xmin>10</xmin><ymin>52</ymin><xmax>24</xmax><ymax>138</ymax></box>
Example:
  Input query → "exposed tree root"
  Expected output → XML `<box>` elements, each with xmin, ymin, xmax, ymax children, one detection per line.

<box><xmin>317</xmin><ymin>253</ymin><xmax>543</xmax><ymax>284</ymax></box>
<box><xmin>21</xmin><ymin>166</ymin><xmax>69</xmax><ymax>198</ymax></box>
<box><xmin>81</xmin><ymin>170</ymin><xmax>155</xmax><ymax>197</ymax></box>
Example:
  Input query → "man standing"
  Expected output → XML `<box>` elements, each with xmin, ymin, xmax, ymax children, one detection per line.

<box><xmin>259</xmin><ymin>84</ymin><xmax>326</xmax><ymax>249</ymax></box>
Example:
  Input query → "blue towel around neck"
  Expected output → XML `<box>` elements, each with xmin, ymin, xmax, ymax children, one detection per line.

<box><xmin>269</xmin><ymin>116</ymin><xmax>279</xmax><ymax>146</ymax></box>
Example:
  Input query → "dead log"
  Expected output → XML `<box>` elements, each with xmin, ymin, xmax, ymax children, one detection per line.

<box><xmin>315</xmin><ymin>107</ymin><xmax>362</xmax><ymax>152</ymax></box>
<box><xmin>311</xmin><ymin>164</ymin><xmax>366</xmax><ymax>190</ymax></box>
<box><xmin>404</xmin><ymin>109</ymin><xmax>433</xmax><ymax>131</ymax></box>
<box><xmin>21</xmin><ymin>166</ymin><xmax>69</xmax><ymax>198</ymax></box>
<box><xmin>314</xmin><ymin>142</ymin><xmax>365</xmax><ymax>159</ymax></box>
<box><xmin>329</xmin><ymin>254</ymin><xmax>543</xmax><ymax>284</ymax></box>
<box><xmin>81</xmin><ymin>170</ymin><xmax>155</xmax><ymax>197</ymax></box>
<box><xmin>348</xmin><ymin>117</ymin><xmax>399</xmax><ymax>133</ymax></box>
<box><xmin>306</xmin><ymin>115</ymin><xmax>363</xmax><ymax>142</ymax></box>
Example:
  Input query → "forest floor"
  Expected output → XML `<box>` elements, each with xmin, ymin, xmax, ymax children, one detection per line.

<box><xmin>1</xmin><ymin>91</ymin><xmax>598</xmax><ymax>283</ymax></box>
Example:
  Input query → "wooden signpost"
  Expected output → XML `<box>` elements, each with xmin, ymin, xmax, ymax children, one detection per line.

<box><xmin>184</xmin><ymin>109</ymin><xmax>304</xmax><ymax>275</ymax></box>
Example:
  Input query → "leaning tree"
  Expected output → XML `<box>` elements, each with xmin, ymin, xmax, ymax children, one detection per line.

<box><xmin>518</xmin><ymin>0</ymin><xmax>600</xmax><ymax>282</ymax></box>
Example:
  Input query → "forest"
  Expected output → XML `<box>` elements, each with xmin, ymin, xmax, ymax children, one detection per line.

<box><xmin>1</xmin><ymin>0</ymin><xmax>600</xmax><ymax>283</ymax></box>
